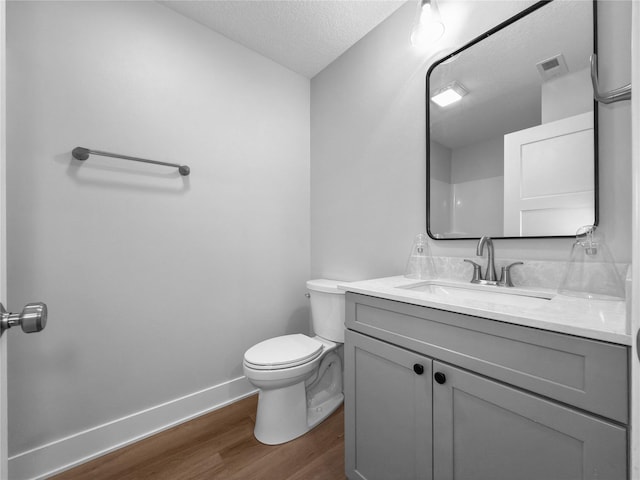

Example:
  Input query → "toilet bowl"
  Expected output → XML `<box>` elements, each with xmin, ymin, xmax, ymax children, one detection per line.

<box><xmin>243</xmin><ymin>279</ymin><xmax>345</xmax><ymax>445</ymax></box>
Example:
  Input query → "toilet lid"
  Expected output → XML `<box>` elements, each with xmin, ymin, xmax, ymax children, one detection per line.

<box><xmin>244</xmin><ymin>334</ymin><xmax>324</xmax><ymax>370</ymax></box>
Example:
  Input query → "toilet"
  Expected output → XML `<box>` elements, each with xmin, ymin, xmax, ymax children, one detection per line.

<box><xmin>243</xmin><ymin>279</ymin><xmax>345</xmax><ymax>445</ymax></box>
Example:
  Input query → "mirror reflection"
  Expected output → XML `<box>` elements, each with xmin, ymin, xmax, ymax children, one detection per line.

<box><xmin>427</xmin><ymin>0</ymin><xmax>596</xmax><ymax>239</ymax></box>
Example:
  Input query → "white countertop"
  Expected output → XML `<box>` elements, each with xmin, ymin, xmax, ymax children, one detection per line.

<box><xmin>339</xmin><ymin>276</ymin><xmax>631</xmax><ymax>346</ymax></box>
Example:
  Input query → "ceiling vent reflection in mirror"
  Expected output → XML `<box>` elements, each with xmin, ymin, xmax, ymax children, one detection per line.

<box><xmin>536</xmin><ymin>53</ymin><xmax>568</xmax><ymax>81</ymax></box>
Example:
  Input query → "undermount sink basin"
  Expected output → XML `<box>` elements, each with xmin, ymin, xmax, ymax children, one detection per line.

<box><xmin>398</xmin><ymin>281</ymin><xmax>554</xmax><ymax>308</ymax></box>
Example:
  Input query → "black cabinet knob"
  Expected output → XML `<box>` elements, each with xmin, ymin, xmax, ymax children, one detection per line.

<box><xmin>434</xmin><ymin>372</ymin><xmax>447</xmax><ymax>384</ymax></box>
<box><xmin>413</xmin><ymin>363</ymin><xmax>424</xmax><ymax>375</ymax></box>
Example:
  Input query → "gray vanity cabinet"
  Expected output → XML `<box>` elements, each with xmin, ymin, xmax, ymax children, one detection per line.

<box><xmin>344</xmin><ymin>293</ymin><xmax>629</xmax><ymax>480</ymax></box>
<box><xmin>344</xmin><ymin>330</ymin><xmax>433</xmax><ymax>480</ymax></box>
<box><xmin>432</xmin><ymin>361</ymin><xmax>626</xmax><ymax>480</ymax></box>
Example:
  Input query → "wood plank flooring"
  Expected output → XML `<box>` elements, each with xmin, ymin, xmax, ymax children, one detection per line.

<box><xmin>52</xmin><ymin>395</ymin><xmax>346</xmax><ymax>480</ymax></box>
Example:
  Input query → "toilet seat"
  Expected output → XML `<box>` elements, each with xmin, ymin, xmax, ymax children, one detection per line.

<box><xmin>244</xmin><ymin>334</ymin><xmax>324</xmax><ymax>370</ymax></box>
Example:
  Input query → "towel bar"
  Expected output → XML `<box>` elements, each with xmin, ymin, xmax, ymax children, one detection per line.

<box><xmin>72</xmin><ymin>147</ymin><xmax>190</xmax><ymax>176</ymax></box>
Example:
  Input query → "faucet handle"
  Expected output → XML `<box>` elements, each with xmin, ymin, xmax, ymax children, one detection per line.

<box><xmin>463</xmin><ymin>259</ymin><xmax>483</xmax><ymax>284</ymax></box>
<box><xmin>497</xmin><ymin>262</ymin><xmax>523</xmax><ymax>287</ymax></box>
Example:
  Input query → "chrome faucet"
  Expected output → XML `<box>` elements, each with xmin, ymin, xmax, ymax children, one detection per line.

<box><xmin>476</xmin><ymin>236</ymin><xmax>497</xmax><ymax>283</ymax></box>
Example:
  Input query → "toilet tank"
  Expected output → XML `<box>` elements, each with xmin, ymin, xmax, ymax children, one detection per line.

<box><xmin>306</xmin><ymin>279</ymin><xmax>346</xmax><ymax>343</ymax></box>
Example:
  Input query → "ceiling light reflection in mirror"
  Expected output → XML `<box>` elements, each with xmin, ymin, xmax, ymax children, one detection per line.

<box><xmin>431</xmin><ymin>82</ymin><xmax>468</xmax><ymax>107</ymax></box>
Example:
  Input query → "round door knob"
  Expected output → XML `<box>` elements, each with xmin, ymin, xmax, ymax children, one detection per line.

<box><xmin>434</xmin><ymin>372</ymin><xmax>447</xmax><ymax>384</ymax></box>
<box><xmin>20</xmin><ymin>303</ymin><xmax>47</xmax><ymax>333</ymax></box>
<box><xmin>0</xmin><ymin>301</ymin><xmax>47</xmax><ymax>334</ymax></box>
<box><xmin>413</xmin><ymin>364</ymin><xmax>424</xmax><ymax>375</ymax></box>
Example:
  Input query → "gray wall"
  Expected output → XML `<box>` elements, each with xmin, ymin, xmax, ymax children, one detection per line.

<box><xmin>311</xmin><ymin>0</ymin><xmax>632</xmax><ymax>280</ymax></box>
<box><xmin>429</xmin><ymin>140</ymin><xmax>452</xmax><ymax>235</ymax></box>
<box><xmin>7</xmin><ymin>1</ymin><xmax>310</xmax><ymax>456</ymax></box>
<box><xmin>450</xmin><ymin>136</ymin><xmax>504</xmax><ymax>237</ymax></box>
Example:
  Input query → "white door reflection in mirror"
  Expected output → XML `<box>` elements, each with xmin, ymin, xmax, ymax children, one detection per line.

<box><xmin>504</xmin><ymin>112</ymin><xmax>594</xmax><ymax>236</ymax></box>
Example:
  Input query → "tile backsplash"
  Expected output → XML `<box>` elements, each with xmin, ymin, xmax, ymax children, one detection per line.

<box><xmin>433</xmin><ymin>256</ymin><xmax>630</xmax><ymax>291</ymax></box>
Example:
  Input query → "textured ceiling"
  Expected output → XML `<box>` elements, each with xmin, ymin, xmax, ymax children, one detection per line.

<box><xmin>160</xmin><ymin>0</ymin><xmax>407</xmax><ymax>78</ymax></box>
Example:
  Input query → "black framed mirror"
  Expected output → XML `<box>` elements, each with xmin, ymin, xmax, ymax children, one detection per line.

<box><xmin>427</xmin><ymin>0</ymin><xmax>597</xmax><ymax>240</ymax></box>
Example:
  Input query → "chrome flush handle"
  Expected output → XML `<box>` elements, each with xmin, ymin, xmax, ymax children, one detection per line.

<box><xmin>0</xmin><ymin>302</ymin><xmax>48</xmax><ymax>334</ymax></box>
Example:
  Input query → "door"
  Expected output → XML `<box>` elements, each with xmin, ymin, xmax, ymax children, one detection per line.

<box><xmin>432</xmin><ymin>361</ymin><xmax>627</xmax><ymax>480</ymax></box>
<box><xmin>1</xmin><ymin>1</ymin><xmax>8</xmax><ymax>476</ymax></box>
<box><xmin>0</xmin><ymin>5</ymin><xmax>48</xmax><ymax>477</ymax></box>
<box><xmin>503</xmin><ymin>111</ymin><xmax>595</xmax><ymax>236</ymax></box>
<box><xmin>344</xmin><ymin>330</ymin><xmax>432</xmax><ymax>480</ymax></box>
<box><xmin>632</xmin><ymin>3</ymin><xmax>640</xmax><ymax>478</ymax></box>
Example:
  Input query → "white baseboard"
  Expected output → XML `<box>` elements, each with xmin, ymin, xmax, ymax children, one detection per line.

<box><xmin>8</xmin><ymin>376</ymin><xmax>257</xmax><ymax>480</ymax></box>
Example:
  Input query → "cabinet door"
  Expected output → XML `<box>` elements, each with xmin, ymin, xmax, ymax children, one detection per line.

<box><xmin>432</xmin><ymin>361</ymin><xmax>627</xmax><ymax>480</ymax></box>
<box><xmin>345</xmin><ymin>330</ymin><xmax>432</xmax><ymax>480</ymax></box>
